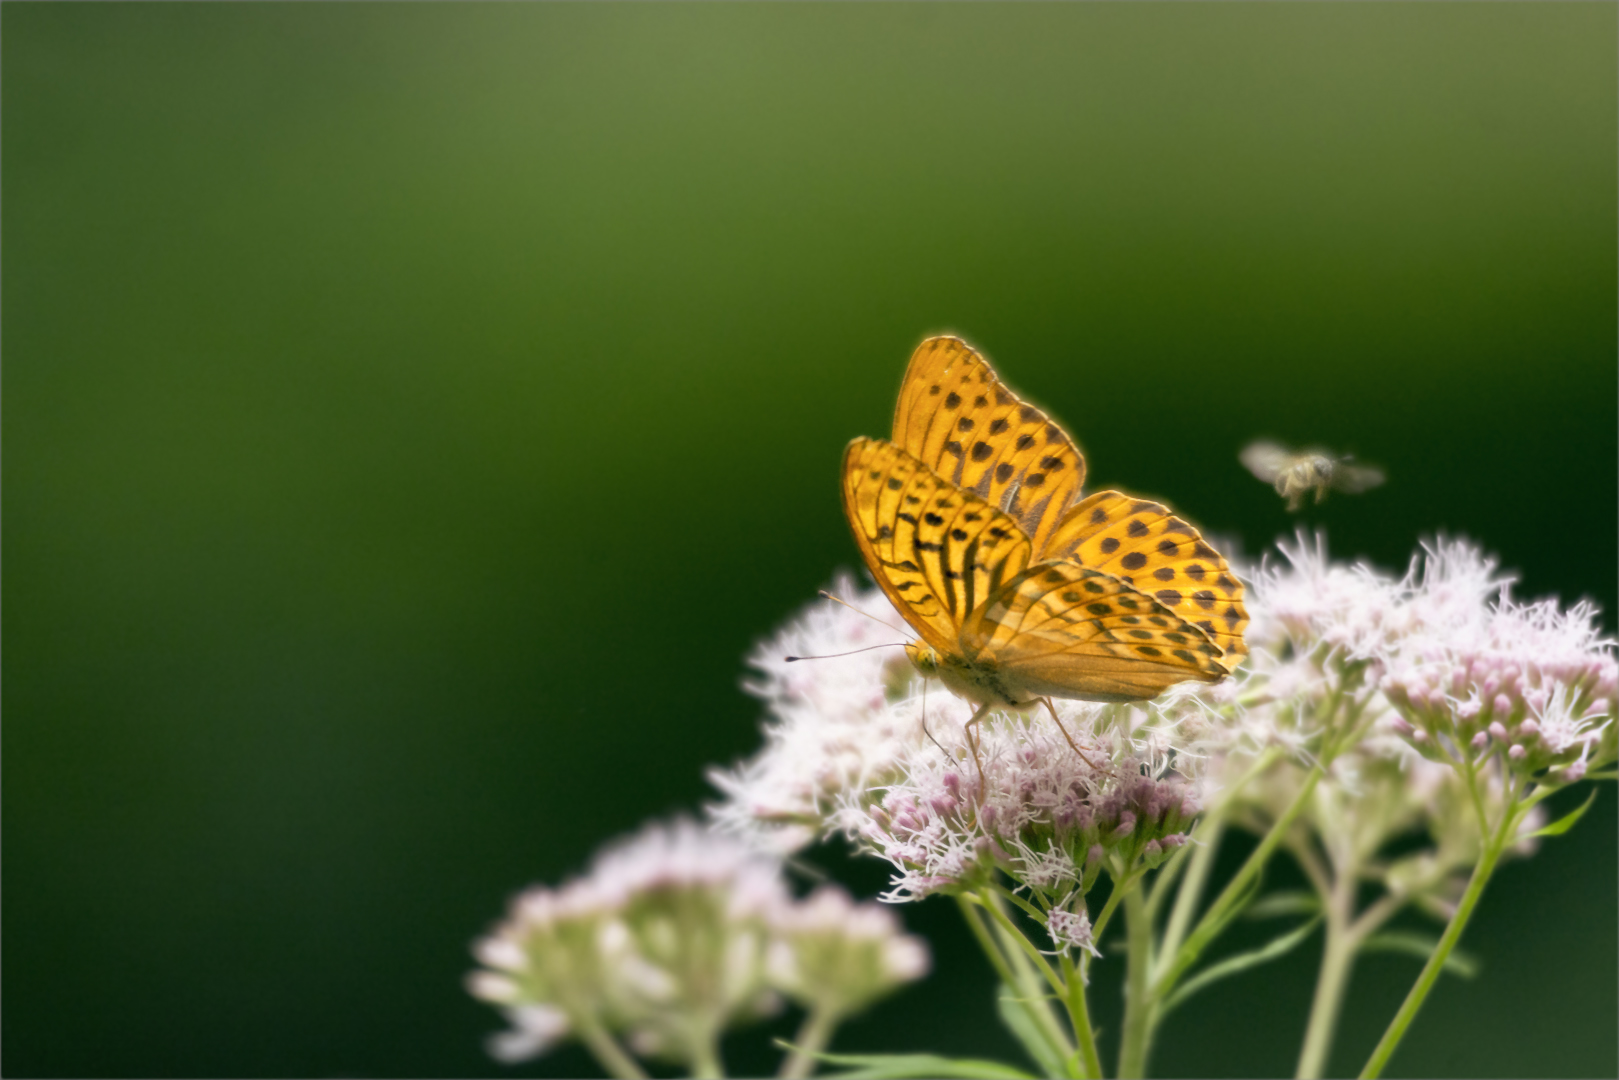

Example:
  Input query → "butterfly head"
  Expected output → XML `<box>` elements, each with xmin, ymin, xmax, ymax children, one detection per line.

<box><xmin>904</xmin><ymin>639</ymin><xmax>940</xmax><ymax>677</ymax></box>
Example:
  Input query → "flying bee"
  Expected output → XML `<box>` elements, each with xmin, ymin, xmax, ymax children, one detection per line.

<box><xmin>1239</xmin><ymin>440</ymin><xmax>1385</xmax><ymax>511</ymax></box>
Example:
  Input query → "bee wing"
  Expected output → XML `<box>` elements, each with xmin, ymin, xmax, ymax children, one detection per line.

<box><xmin>1238</xmin><ymin>440</ymin><xmax>1294</xmax><ymax>482</ymax></box>
<box><xmin>1330</xmin><ymin>461</ymin><xmax>1385</xmax><ymax>494</ymax></box>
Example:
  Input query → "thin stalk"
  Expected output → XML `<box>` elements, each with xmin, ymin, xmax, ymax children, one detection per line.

<box><xmin>1153</xmin><ymin>761</ymin><xmax>1326</xmax><ymax>998</ymax></box>
<box><xmin>960</xmin><ymin>895</ymin><xmax>1074</xmax><ymax>1072</ymax></box>
<box><xmin>976</xmin><ymin>891</ymin><xmax>1077</xmax><ymax>1065</ymax></box>
<box><xmin>574</xmin><ymin>1018</ymin><xmax>650</xmax><ymax>1080</ymax></box>
<box><xmin>958</xmin><ymin>893</ymin><xmax>1021</xmax><ymax>989</ymax></box>
<box><xmin>778</xmin><ymin>1006</ymin><xmax>841</xmax><ymax>1080</ymax></box>
<box><xmin>1295</xmin><ymin>869</ymin><xmax>1357</xmax><ymax>1080</ymax></box>
<box><xmin>1358</xmin><ymin>811</ymin><xmax>1515</xmax><ymax>1079</ymax></box>
<box><xmin>689</xmin><ymin>1025</ymin><xmax>726</xmax><ymax>1080</ymax></box>
<box><xmin>980</xmin><ymin>889</ymin><xmax>1068</xmax><ymax>1000</ymax></box>
<box><xmin>1155</xmin><ymin>819</ymin><xmax>1224</xmax><ymax>979</ymax></box>
<box><xmin>1060</xmin><ymin>950</ymin><xmax>1105</xmax><ymax>1080</ymax></box>
<box><xmin>1116</xmin><ymin>887</ymin><xmax>1156</xmax><ymax>1079</ymax></box>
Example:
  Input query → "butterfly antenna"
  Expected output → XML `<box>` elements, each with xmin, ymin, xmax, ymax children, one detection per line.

<box><xmin>818</xmin><ymin>591</ymin><xmax>911</xmax><ymax>637</ymax></box>
<box><xmin>784</xmin><ymin>642</ymin><xmax>908</xmax><ymax>662</ymax></box>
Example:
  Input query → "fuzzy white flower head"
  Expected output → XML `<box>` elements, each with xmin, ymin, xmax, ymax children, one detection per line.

<box><xmin>1379</xmin><ymin>538</ymin><xmax>1618</xmax><ymax>781</ymax></box>
<box><xmin>1247</xmin><ymin>531</ymin><xmax>1407</xmax><ymax>667</ymax></box>
<box><xmin>852</xmin><ymin>701</ymin><xmax>1200</xmax><ymax>906</ymax></box>
<box><xmin>1045</xmin><ymin>903</ymin><xmax>1100</xmax><ymax>957</ymax></box>
<box><xmin>709</xmin><ymin>574</ymin><xmax>964</xmax><ymax>852</ymax></box>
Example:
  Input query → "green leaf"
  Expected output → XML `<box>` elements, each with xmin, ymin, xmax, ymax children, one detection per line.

<box><xmin>1360</xmin><ymin>931</ymin><xmax>1480</xmax><ymax>978</ymax></box>
<box><xmin>996</xmin><ymin>987</ymin><xmax>1070</xmax><ymax>1079</ymax></box>
<box><xmin>1524</xmin><ymin>789</ymin><xmax>1600</xmax><ymax>839</ymax></box>
<box><xmin>1160</xmin><ymin>916</ymin><xmax>1322</xmax><ymax>1016</ymax></box>
<box><xmin>790</xmin><ymin>1048</ymin><xmax>1039</xmax><ymax>1079</ymax></box>
<box><xmin>1244</xmin><ymin>890</ymin><xmax>1320</xmax><ymax>919</ymax></box>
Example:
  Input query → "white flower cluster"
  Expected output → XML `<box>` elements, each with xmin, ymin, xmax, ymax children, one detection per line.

<box><xmin>467</xmin><ymin>819</ymin><xmax>928</xmax><ymax>1067</ymax></box>
<box><xmin>855</xmin><ymin>706</ymin><xmax>1199</xmax><ymax>903</ymax></box>
<box><xmin>708</xmin><ymin>573</ymin><xmax>964</xmax><ymax>853</ymax></box>
<box><xmin>1381</xmin><ymin>540</ymin><xmax>1617</xmax><ymax>782</ymax></box>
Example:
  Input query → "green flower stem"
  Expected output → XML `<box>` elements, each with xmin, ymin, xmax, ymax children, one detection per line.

<box><xmin>1088</xmin><ymin>880</ymin><xmax>1128</xmax><ymax>953</ymax></box>
<box><xmin>1060</xmin><ymin>950</ymin><xmax>1105</xmax><ymax>1080</ymax></box>
<box><xmin>958</xmin><ymin>894</ymin><xmax>1023</xmax><ymax>990</ymax></box>
<box><xmin>1155</xmin><ymin>818</ymin><xmax>1224</xmax><ymax>974</ymax></box>
<box><xmin>1149</xmin><ymin>746</ymin><xmax>1282</xmax><ymax>922</ymax></box>
<box><xmin>575</xmin><ymin>1018</ymin><xmax>650</xmax><ymax>1080</ymax></box>
<box><xmin>1358</xmin><ymin>808</ymin><xmax>1516</xmax><ymax>1079</ymax></box>
<box><xmin>1152</xmin><ymin>760</ymin><xmax>1326</xmax><ymax>1000</ymax></box>
<box><xmin>690</xmin><ymin>1027</ymin><xmax>726</xmax><ymax>1080</ymax></box>
<box><xmin>1117</xmin><ymin>887</ymin><xmax>1156</xmax><ymax>1079</ymax></box>
<box><xmin>968</xmin><ymin>891</ymin><xmax>1076</xmax><ymax>1067</ymax></box>
<box><xmin>778</xmin><ymin>1006</ymin><xmax>842</xmax><ymax>1080</ymax></box>
<box><xmin>1295</xmin><ymin>866</ymin><xmax>1358</xmax><ymax>1080</ymax></box>
<box><xmin>979</xmin><ymin>889</ymin><xmax>1068</xmax><ymax>1000</ymax></box>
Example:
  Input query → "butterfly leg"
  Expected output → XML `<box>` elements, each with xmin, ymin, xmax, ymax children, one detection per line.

<box><xmin>919</xmin><ymin>678</ymin><xmax>955</xmax><ymax>761</ymax></box>
<box><xmin>1040</xmin><ymin>697</ymin><xmax>1104</xmax><ymax>770</ymax></box>
<box><xmin>963</xmin><ymin>702</ymin><xmax>993</xmax><ymax>798</ymax></box>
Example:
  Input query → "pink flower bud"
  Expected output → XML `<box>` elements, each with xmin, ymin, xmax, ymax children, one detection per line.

<box><xmin>1488</xmin><ymin>721</ymin><xmax>1508</xmax><ymax>741</ymax></box>
<box><xmin>1509</xmin><ymin>744</ymin><xmax>1527</xmax><ymax>761</ymax></box>
<box><xmin>1471</xmin><ymin>732</ymin><xmax>1489</xmax><ymax>749</ymax></box>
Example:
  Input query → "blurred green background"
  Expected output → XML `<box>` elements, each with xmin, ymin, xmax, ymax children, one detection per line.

<box><xmin>4</xmin><ymin>5</ymin><xmax>1614</xmax><ymax>1078</ymax></box>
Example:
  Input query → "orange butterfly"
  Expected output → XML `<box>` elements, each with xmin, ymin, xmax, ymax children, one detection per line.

<box><xmin>842</xmin><ymin>336</ymin><xmax>1247</xmax><ymax>742</ymax></box>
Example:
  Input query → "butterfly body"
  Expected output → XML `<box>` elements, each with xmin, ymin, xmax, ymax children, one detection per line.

<box><xmin>841</xmin><ymin>336</ymin><xmax>1247</xmax><ymax>712</ymax></box>
<box><xmin>905</xmin><ymin>641</ymin><xmax>1029</xmax><ymax>710</ymax></box>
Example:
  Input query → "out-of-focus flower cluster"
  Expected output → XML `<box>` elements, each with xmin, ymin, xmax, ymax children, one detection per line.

<box><xmin>468</xmin><ymin>819</ymin><xmax>927</xmax><ymax>1067</ymax></box>
<box><xmin>1213</xmin><ymin>533</ymin><xmax>1603</xmax><ymax>927</ymax></box>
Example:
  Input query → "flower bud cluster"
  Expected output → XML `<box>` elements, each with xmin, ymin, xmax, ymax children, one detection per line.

<box><xmin>468</xmin><ymin>820</ymin><xmax>928</xmax><ymax>1065</ymax></box>
<box><xmin>855</xmin><ymin>707</ymin><xmax>1199</xmax><ymax>904</ymax></box>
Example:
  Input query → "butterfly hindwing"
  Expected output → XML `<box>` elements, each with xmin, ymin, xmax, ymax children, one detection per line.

<box><xmin>959</xmin><ymin>560</ymin><xmax>1228</xmax><ymax>702</ymax></box>
<box><xmin>891</xmin><ymin>336</ymin><xmax>1086</xmax><ymax>553</ymax></box>
<box><xmin>1042</xmin><ymin>491</ymin><xmax>1249</xmax><ymax>664</ymax></box>
<box><xmin>841</xmin><ymin>437</ymin><xmax>1033</xmax><ymax>652</ymax></box>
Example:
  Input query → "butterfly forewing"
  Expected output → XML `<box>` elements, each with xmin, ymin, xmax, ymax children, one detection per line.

<box><xmin>841</xmin><ymin>437</ymin><xmax>1033</xmax><ymax>651</ymax></box>
<box><xmin>960</xmin><ymin>561</ymin><xmax>1228</xmax><ymax>702</ymax></box>
<box><xmin>1042</xmin><ymin>491</ymin><xmax>1249</xmax><ymax>664</ymax></box>
<box><xmin>891</xmin><ymin>336</ymin><xmax>1086</xmax><ymax>553</ymax></box>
